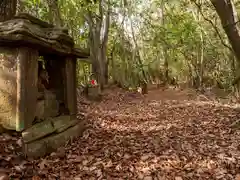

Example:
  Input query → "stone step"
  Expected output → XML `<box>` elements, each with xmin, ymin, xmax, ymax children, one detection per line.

<box><xmin>23</xmin><ymin>120</ymin><xmax>86</xmax><ymax>159</ymax></box>
<box><xmin>22</xmin><ymin>115</ymin><xmax>77</xmax><ymax>143</ymax></box>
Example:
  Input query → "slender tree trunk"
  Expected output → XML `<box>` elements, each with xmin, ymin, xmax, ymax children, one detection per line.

<box><xmin>160</xmin><ymin>2</ymin><xmax>169</xmax><ymax>85</ymax></box>
<box><xmin>163</xmin><ymin>57</ymin><xmax>169</xmax><ymax>85</ymax></box>
<box><xmin>104</xmin><ymin>62</ymin><xmax>109</xmax><ymax>84</ymax></box>
<box><xmin>198</xmin><ymin>0</ymin><xmax>204</xmax><ymax>88</ymax></box>
<box><xmin>0</xmin><ymin>0</ymin><xmax>17</xmax><ymax>22</ymax></box>
<box><xmin>130</xmin><ymin>19</ymin><xmax>148</xmax><ymax>94</ymax></box>
<box><xmin>191</xmin><ymin>0</ymin><xmax>204</xmax><ymax>89</ymax></box>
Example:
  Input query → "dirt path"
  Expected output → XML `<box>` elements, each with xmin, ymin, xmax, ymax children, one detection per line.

<box><xmin>2</xmin><ymin>88</ymin><xmax>240</xmax><ymax>179</ymax></box>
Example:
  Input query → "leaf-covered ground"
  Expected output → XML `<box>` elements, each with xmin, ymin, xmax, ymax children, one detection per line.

<box><xmin>1</xmin><ymin>87</ymin><xmax>240</xmax><ymax>180</ymax></box>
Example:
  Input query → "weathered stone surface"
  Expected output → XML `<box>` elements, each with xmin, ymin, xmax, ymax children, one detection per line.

<box><xmin>16</xmin><ymin>47</ymin><xmax>38</xmax><ymax>131</ymax></box>
<box><xmin>22</xmin><ymin>119</ymin><xmax>55</xmax><ymax>143</ymax></box>
<box><xmin>52</xmin><ymin>116</ymin><xmax>71</xmax><ymax>129</ymax></box>
<box><xmin>35</xmin><ymin>100</ymin><xmax>45</xmax><ymax>121</ymax></box>
<box><xmin>0</xmin><ymin>13</ymin><xmax>89</xmax><ymax>59</ymax></box>
<box><xmin>56</xmin><ymin>119</ymin><xmax>79</xmax><ymax>133</ymax></box>
<box><xmin>22</xmin><ymin>115</ymin><xmax>75</xmax><ymax>143</ymax></box>
<box><xmin>35</xmin><ymin>91</ymin><xmax>60</xmax><ymax>121</ymax></box>
<box><xmin>24</xmin><ymin>120</ymin><xmax>86</xmax><ymax>158</ymax></box>
<box><xmin>44</xmin><ymin>90</ymin><xmax>59</xmax><ymax>117</ymax></box>
<box><xmin>0</xmin><ymin>47</ymin><xmax>17</xmax><ymax>130</ymax></box>
<box><xmin>0</xmin><ymin>13</ymin><xmax>90</xmax><ymax>132</ymax></box>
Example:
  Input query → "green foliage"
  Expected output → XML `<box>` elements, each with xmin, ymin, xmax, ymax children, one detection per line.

<box><xmin>23</xmin><ymin>0</ymin><xmax>238</xmax><ymax>91</ymax></box>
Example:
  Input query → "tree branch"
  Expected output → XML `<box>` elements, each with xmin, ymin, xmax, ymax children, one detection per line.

<box><xmin>192</xmin><ymin>0</ymin><xmax>233</xmax><ymax>52</ymax></box>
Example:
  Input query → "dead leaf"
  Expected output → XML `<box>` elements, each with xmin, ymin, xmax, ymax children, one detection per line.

<box><xmin>95</xmin><ymin>169</ymin><xmax>102</xmax><ymax>177</ymax></box>
<box><xmin>89</xmin><ymin>166</ymin><xmax>97</xmax><ymax>171</ymax></box>
<box><xmin>74</xmin><ymin>177</ymin><xmax>81</xmax><ymax>180</ymax></box>
<box><xmin>144</xmin><ymin>176</ymin><xmax>153</xmax><ymax>180</ymax></box>
<box><xmin>16</xmin><ymin>138</ymin><xmax>23</xmax><ymax>147</ymax></box>
<box><xmin>175</xmin><ymin>177</ymin><xmax>183</xmax><ymax>180</ymax></box>
<box><xmin>115</xmin><ymin>164</ymin><xmax>122</xmax><ymax>171</ymax></box>
<box><xmin>32</xmin><ymin>176</ymin><xmax>41</xmax><ymax>180</ymax></box>
<box><xmin>82</xmin><ymin>159</ymin><xmax>88</xmax><ymax>166</ymax></box>
<box><xmin>138</xmin><ymin>173</ymin><xmax>144</xmax><ymax>179</ymax></box>
<box><xmin>236</xmin><ymin>174</ymin><xmax>240</xmax><ymax>180</ymax></box>
<box><xmin>140</xmin><ymin>154</ymin><xmax>150</xmax><ymax>161</ymax></box>
<box><xmin>104</xmin><ymin>160</ymin><xmax>112</xmax><ymax>168</ymax></box>
<box><xmin>38</xmin><ymin>159</ymin><xmax>48</xmax><ymax>170</ymax></box>
<box><xmin>123</xmin><ymin>153</ymin><xmax>131</xmax><ymax>159</ymax></box>
<box><xmin>0</xmin><ymin>173</ymin><xmax>8</xmax><ymax>180</ymax></box>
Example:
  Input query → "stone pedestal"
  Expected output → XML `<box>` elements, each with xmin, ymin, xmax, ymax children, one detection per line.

<box><xmin>22</xmin><ymin>116</ymin><xmax>86</xmax><ymax>158</ymax></box>
<box><xmin>88</xmin><ymin>86</ymin><xmax>102</xmax><ymax>100</ymax></box>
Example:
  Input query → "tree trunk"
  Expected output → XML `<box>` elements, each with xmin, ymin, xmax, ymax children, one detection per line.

<box><xmin>104</xmin><ymin>61</ymin><xmax>109</xmax><ymax>84</ymax></box>
<box><xmin>160</xmin><ymin>1</ymin><xmax>169</xmax><ymax>85</ymax></box>
<box><xmin>163</xmin><ymin>57</ymin><xmax>169</xmax><ymax>85</ymax></box>
<box><xmin>0</xmin><ymin>0</ymin><xmax>17</xmax><ymax>22</ymax></box>
<box><xmin>85</xmin><ymin>0</ymin><xmax>110</xmax><ymax>91</ymax></box>
<box><xmin>99</xmin><ymin>0</ymin><xmax>110</xmax><ymax>88</ymax></box>
<box><xmin>210</xmin><ymin>0</ymin><xmax>240</xmax><ymax>61</ymax></box>
<box><xmin>130</xmin><ymin>17</ymin><xmax>148</xmax><ymax>93</ymax></box>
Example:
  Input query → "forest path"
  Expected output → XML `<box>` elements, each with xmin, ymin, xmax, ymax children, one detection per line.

<box><xmin>3</xmin><ymin>87</ymin><xmax>240</xmax><ymax>179</ymax></box>
<box><xmin>73</xmin><ymin>87</ymin><xmax>240</xmax><ymax>179</ymax></box>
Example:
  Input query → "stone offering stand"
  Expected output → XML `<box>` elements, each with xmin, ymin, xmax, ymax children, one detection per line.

<box><xmin>0</xmin><ymin>13</ymin><xmax>90</xmax><ymax>158</ymax></box>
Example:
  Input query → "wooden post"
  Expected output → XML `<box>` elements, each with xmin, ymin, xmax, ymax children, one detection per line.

<box><xmin>65</xmin><ymin>57</ymin><xmax>77</xmax><ymax>118</ymax></box>
<box><xmin>16</xmin><ymin>47</ymin><xmax>38</xmax><ymax>131</ymax></box>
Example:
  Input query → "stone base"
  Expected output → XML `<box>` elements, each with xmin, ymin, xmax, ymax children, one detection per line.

<box><xmin>0</xmin><ymin>125</ymin><xmax>6</xmax><ymax>133</ymax></box>
<box><xmin>23</xmin><ymin>120</ymin><xmax>86</xmax><ymax>159</ymax></box>
<box><xmin>87</xmin><ymin>86</ymin><xmax>102</xmax><ymax>101</ymax></box>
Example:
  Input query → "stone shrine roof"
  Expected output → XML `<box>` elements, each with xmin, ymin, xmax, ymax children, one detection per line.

<box><xmin>0</xmin><ymin>13</ymin><xmax>90</xmax><ymax>61</ymax></box>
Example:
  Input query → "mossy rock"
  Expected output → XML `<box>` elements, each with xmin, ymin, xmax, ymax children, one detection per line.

<box><xmin>24</xmin><ymin>120</ymin><xmax>86</xmax><ymax>158</ymax></box>
<box><xmin>22</xmin><ymin>115</ymin><xmax>77</xmax><ymax>143</ymax></box>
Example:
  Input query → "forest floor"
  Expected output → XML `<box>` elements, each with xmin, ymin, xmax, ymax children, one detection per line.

<box><xmin>1</xmin><ymin>86</ymin><xmax>240</xmax><ymax>180</ymax></box>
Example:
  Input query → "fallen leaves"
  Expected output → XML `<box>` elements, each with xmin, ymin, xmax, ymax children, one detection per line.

<box><xmin>175</xmin><ymin>177</ymin><xmax>183</xmax><ymax>180</ymax></box>
<box><xmin>38</xmin><ymin>159</ymin><xmax>48</xmax><ymax>170</ymax></box>
<box><xmin>2</xmin><ymin>87</ymin><xmax>240</xmax><ymax>179</ymax></box>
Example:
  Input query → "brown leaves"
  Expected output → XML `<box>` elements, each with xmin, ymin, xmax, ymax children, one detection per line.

<box><xmin>3</xmin><ymin>88</ymin><xmax>240</xmax><ymax>179</ymax></box>
<box><xmin>175</xmin><ymin>177</ymin><xmax>183</xmax><ymax>180</ymax></box>
<box><xmin>38</xmin><ymin>159</ymin><xmax>48</xmax><ymax>170</ymax></box>
<box><xmin>32</xmin><ymin>176</ymin><xmax>41</xmax><ymax>180</ymax></box>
